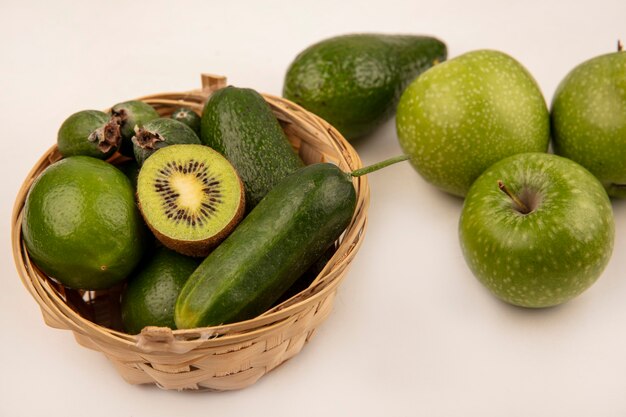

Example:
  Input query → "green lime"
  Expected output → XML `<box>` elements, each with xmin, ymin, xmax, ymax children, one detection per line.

<box><xmin>21</xmin><ymin>156</ymin><xmax>147</xmax><ymax>290</ymax></box>
<box><xmin>121</xmin><ymin>247</ymin><xmax>200</xmax><ymax>334</ymax></box>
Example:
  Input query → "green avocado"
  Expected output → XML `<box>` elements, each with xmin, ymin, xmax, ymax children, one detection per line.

<box><xmin>121</xmin><ymin>247</ymin><xmax>200</xmax><ymax>334</ymax></box>
<box><xmin>200</xmin><ymin>86</ymin><xmax>303</xmax><ymax>211</ymax></box>
<box><xmin>283</xmin><ymin>33</ymin><xmax>447</xmax><ymax>140</ymax></box>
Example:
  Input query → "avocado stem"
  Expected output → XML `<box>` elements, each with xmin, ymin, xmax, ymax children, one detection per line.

<box><xmin>619</xmin><ymin>40</ymin><xmax>623</xmax><ymax>52</ymax></box>
<box><xmin>498</xmin><ymin>180</ymin><xmax>530</xmax><ymax>214</ymax></box>
<box><xmin>350</xmin><ymin>155</ymin><xmax>410</xmax><ymax>177</ymax></box>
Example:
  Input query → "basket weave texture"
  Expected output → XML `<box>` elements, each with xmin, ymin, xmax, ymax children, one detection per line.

<box><xmin>11</xmin><ymin>74</ymin><xmax>369</xmax><ymax>391</ymax></box>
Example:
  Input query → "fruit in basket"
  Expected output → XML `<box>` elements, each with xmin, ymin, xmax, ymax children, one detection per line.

<box><xmin>21</xmin><ymin>156</ymin><xmax>147</xmax><ymax>290</ymax></box>
<box><xmin>171</xmin><ymin>107</ymin><xmax>201</xmax><ymax>135</ymax></box>
<box><xmin>551</xmin><ymin>43</ymin><xmax>626</xmax><ymax>198</ymax></box>
<box><xmin>200</xmin><ymin>86</ymin><xmax>303</xmax><ymax>210</ymax></box>
<box><xmin>57</xmin><ymin>110</ymin><xmax>121</xmax><ymax>159</ymax></box>
<box><xmin>132</xmin><ymin>118</ymin><xmax>200</xmax><ymax>165</ymax></box>
<box><xmin>397</xmin><ymin>49</ymin><xmax>550</xmax><ymax>197</ymax></box>
<box><xmin>459</xmin><ymin>153</ymin><xmax>614</xmax><ymax>308</ymax></box>
<box><xmin>110</xmin><ymin>100</ymin><xmax>160</xmax><ymax>157</ymax></box>
<box><xmin>283</xmin><ymin>33</ymin><xmax>447</xmax><ymax>140</ymax></box>
<box><xmin>136</xmin><ymin>144</ymin><xmax>245</xmax><ymax>257</ymax></box>
<box><xmin>121</xmin><ymin>247</ymin><xmax>200</xmax><ymax>334</ymax></box>
<box><xmin>275</xmin><ymin>246</ymin><xmax>336</xmax><ymax>305</ymax></box>
<box><xmin>175</xmin><ymin>155</ymin><xmax>407</xmax><ymax>328</ymax></box>
<box><xmin>116</xmin><ymin>160</ymin><xmax>140</xmax><ymax>189</ymax></box>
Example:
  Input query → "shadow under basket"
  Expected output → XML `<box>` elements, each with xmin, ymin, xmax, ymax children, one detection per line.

<box><xmin>11</xmin><ymin>74</ymin><xmax>370</xmax><ymax>391</ymax></box>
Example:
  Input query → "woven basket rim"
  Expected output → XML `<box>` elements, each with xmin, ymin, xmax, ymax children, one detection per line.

<box><xmin>11</xmin><ymin>77</ymin><xmax>370</xmax><ymax>352</ymax></box>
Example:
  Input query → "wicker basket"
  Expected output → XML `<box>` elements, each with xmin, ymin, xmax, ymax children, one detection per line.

<box><xmin>11</xmin><ymin>74</ymin><xmax>369</xmax><ymax>391</ymax></box>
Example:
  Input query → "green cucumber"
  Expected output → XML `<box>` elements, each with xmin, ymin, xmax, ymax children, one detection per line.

<box><xmin>200</xmin><ymin>86</ymin><xmax>304</xmax><ymax>211</ymax></box>
<box><xmin>174</xmin><ymin>155</ymin><xmax>408</xmax><ymax>328</ymax></box>
<box><xmin>274</xmin><ymin>246</ymin><xmax>336</xmax><ymax>305</ymax></box>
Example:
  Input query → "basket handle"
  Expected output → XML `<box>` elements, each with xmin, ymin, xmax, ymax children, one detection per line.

<box><xmin>136</xmin><ymin>326</ymin><xmax>215</xmax><ymax>354</ymax></box>
<box><xmin>201</xmin><ymin>73</ymin><xmax>227</xmax><ymax>94</ymax></box>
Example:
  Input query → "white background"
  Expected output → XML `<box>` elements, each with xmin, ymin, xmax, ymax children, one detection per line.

<box><xmin>1</xmin><ymin>1</ymin><xmax>625</xmax><ymax>416</ymax></box>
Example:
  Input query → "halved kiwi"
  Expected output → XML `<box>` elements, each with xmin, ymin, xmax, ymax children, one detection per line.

<box><xmin>137</xmin><ymin>144</ymin><xmax>245</xmax><ymax>257</ymax></box>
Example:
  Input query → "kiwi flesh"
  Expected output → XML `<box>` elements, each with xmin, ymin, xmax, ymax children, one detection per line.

<box><xmin>137</xmin><ymin>144</ymin><xmax>245</xmax><ymax>257</ymax></box>
<box><xmin>132</xmin><ymin>118</ymin><xmax>200</xmax><ymax>166</ymax></box>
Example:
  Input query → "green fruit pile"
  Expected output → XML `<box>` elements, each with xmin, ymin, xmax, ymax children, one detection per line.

<box><xmin>20</xmin><ymin>33</ymin><xmax>625</xmax><ymax>341</ymax></box>
<box><xmin>23</xmin><ymin>101</ymin><xmax>216</xmax><ymax>333</ymax></box>
<box><xmin>22</xmin><ymin>86</ymin><xmax>375</xmax><ymax>335</ymax></box>
<box><xmin>392</xmin><ymin>44</ymin><xmax>624</xmax><ymax>308</ymax></box>
<box><xmin>284</xmin><ymin>34</ymin><xmax>623</xmax><ymax>308</ymax></box>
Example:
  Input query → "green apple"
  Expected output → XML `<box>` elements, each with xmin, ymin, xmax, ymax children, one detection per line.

<box><xmin>397</xmin><ymin>49</ymin><xmax>550</xmax><ymax>197</ymax></box>
<box><xmin>459</xmin><ymin>152</ymin><xmax>614</xmax><ymax>308</ymax></box>
<box><xmin>551</xmin><ymin>44</ymin><xmax>626</xmax><ymax>198</ymax></box>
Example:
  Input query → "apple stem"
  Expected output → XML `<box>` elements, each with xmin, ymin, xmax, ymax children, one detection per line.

<box><xmin>498</xmin><ymin>180</ymin><xmax>530</xmax><ymax>214</ymax></box>
<box><xmin>350</xmin><ymin>155</ymin><xmax>410</xmax><ymax>177</ymax></box>
<box><xmin>619</xmin><ymin>40</ymin><xmax>623</xmax><ymax>52</ymax></box>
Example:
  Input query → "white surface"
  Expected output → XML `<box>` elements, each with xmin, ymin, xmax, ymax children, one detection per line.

<box><xmin>1</xmin><ymin>0</ymin><xmax>625</xmax><ymax>415</ymax></box>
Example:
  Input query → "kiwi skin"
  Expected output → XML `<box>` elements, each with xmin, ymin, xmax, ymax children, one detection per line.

<box><xmin>136</xmin><ymin>145</ymin><xmax>246</xmax><ymax>257</ymax></box>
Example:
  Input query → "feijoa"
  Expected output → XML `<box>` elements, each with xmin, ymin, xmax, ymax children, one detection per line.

<box><xmin>111</xmin><ymin>100</ymin><xmax>159</xmax><ymax>157</ymax></box>
<box><xmin>57</xmin><ymin>110</ymin><xmax>121</xmax><ymax>159</ymax></box>
<box><xmin>171</xmin><ymin>107</ymin><xmax>201</xmax><ymax>135</ymax></box>
<box><xmin>132</xmin><ymin>118</ymin><xmax>200</xmax><ymax>166</ymax></box>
